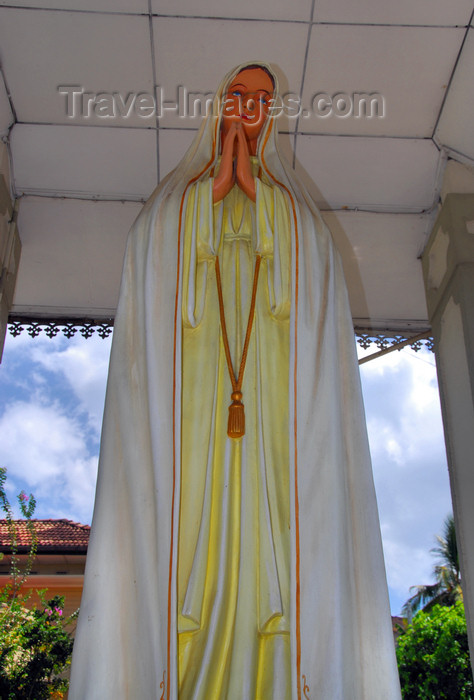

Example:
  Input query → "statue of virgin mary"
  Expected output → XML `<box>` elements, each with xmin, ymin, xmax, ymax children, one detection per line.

<box><xmin>69</xmin><ymin>62</ymin><xmax>401</xmax><ymax>700</ymax></box>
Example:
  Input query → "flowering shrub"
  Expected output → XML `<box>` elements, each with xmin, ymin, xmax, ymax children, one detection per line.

<box><xmin>0</xmin><ymin>468</ymin><xmax>76</xmax><ymax>699</ymax></box>
<box><xmin>0</xmin><ymin>593</ymin><xmax>75</xmax><ymax>699</ymax></box>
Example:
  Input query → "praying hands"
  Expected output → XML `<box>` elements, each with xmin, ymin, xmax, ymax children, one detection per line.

<box><xmin>213</xmin><ymin>121</ymin><xmax>256</xmax><ymax>203</ymax></box>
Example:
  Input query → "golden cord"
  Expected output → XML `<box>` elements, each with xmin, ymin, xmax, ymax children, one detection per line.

<box><xmin>215</xmin><ymin>254</ymin><xmax>262</xmax><ymax>438</ymax></box>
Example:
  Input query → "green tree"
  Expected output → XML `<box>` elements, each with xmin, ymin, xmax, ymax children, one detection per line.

<box><xmin>396</xmin><ymin>600</ymin><xmax>473</xmax><ymax>699</ymax></box>
<box><xmin>402</xmin><ymin>515</ymin><xmax>462</xmax><ymax>620</ymax></box>
<box><xmin>0</xmin><ymin>467</ymin><xmax>76</xmax><ymax>699</ymax></box>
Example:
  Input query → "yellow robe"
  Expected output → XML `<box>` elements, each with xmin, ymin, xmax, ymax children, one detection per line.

<box><xmin>178</xmin><ymin>159</ymin><xmax>292</xmax><ymax>698</ymax></box>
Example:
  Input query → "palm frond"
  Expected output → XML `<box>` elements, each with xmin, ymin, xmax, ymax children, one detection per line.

<box><xmin>402</xmin><ymin>583</ymin><xmax>443</xmax><ymax>620</ymax></box>
<box><xmin>430</xmin><ymin>515</ymin><xmax>459</xmax><ymax>578</ymax></box>
<box><xmin>402</xmin><ymin>515</ymin><xmax>462</xmax><ymax>620</ymax></box>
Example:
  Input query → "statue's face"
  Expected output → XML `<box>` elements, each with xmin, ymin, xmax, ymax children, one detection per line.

<box><xmin>222</xmin><ymin>67</ymin><xmax>274</xmax><ymax>145</ymax></box>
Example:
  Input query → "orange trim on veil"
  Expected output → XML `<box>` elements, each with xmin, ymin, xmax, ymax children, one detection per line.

<box><xmin>260</xmin><ymin>124</ymin><xmax>301</xmax><ymax>700</ymax></box>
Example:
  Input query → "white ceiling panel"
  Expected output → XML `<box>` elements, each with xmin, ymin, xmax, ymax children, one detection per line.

<box><xmin>12</xmin><ymin>198</ymin><xmax>429</xmax><ymax>326</ymax></box>
<box><xmin>301</xmin><ymin>25</ymin><xmax>464</xmax><ymax>137</ymax></box>
<box><xmin>11</xmin><ymin>124</ymin><xmax>157</xmax><ymax>199</ymax></box>
<box><xmin>152</xmin><ymin>17</ymin><xmax>308</xmax><ymax>129</ymax></box>
<box><xmin>158</xmin><ymin>128</ymin><xmax>197</xmax><ymax>181</ymax></box>
<box><xmin>0</xmin><ymin>8</ymin><xmax>153</xmax><ymax>126</ymax></box>
<box><xmin>0</xmin><ymin>70</ymin><xmax>13</xmax><ymax>137</ymax></box>
<box><xmin>295</xmin><ymin>135</ymin><xmax>441</xmax><ymax>211</ymax></box>
<box><xmin>151</xmin><ymin>0</ymin><xmax>312</xmax><ymax>21</ymax></box>
<box><xmin>436</xmin><ymin>29</ymin><xmax>474</xmax><ymax>161</ymax></box>
<box><xmin>323</xmin><ymin>210</ymin><xmax>429</xmax><ymax>324</ymax></box>
<box><xmin>0</xmin><ymin>0</ymin><xmax>147</xmax><ymax>11</ymax></box>
<box><xmin>13</xmin><ymin>197</ymin><xmax>140</xmax><ymax>316</ymax></box>
<box><xmin>314</xmin><ymin>0</ymin><xmax>473</xmax><ymax>27</ymax></box>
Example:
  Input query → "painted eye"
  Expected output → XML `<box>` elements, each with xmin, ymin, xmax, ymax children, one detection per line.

<box><xmin>232</xmin><ymin>90</ymin><xmax>242</xmax><ymax>97</ymax></box>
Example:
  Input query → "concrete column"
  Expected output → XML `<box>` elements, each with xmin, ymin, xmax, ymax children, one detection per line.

<box><xmin>0</xmin><ymin>141</ymin><xmax>21</xmax><ymax>361</ymax></box>
<box><xmin>422</xmin><ymin>180</ymin><xmax>474</xmax><ymax>667</ymax></box>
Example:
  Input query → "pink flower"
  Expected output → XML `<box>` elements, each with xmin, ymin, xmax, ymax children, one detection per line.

<box><xmin>19</xmin><ymin>492</ymin><xmax>28</xmax><ymax>502</ymax></box>
<box><xmin>46</xmin><ymin>608</ymin><xmax>52</xmax><ymax>616</ymax></box>
<box><xmin>55</xmin><ymin>607</ymin><xmax>63</xmax><ymax>616</ymax></box>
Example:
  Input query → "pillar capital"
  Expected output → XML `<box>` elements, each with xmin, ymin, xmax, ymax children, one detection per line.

<box><xmin>0</xmin><ymin>141</ymin><xmax>21</xmax><ymax>362</ymax></box>
<box><xmin>422</xmin><ymin>193</ymin><xmax>474</xmax><ymax>324</ymax></box>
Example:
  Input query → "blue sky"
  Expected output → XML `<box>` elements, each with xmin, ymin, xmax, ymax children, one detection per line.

<box><xmin>0</xmin><ymin>329</ymin><xmax>452</xmax><ymax>615</ymax></box>
<box><xmin>359</xmin><ymin>343</ymin><xmax>452</xmax><ymax>615</ymax></box>
<box><xmin>0</xmin><ymin>331</ymin><xmax>111</xmax><ymax>525</ymax></box>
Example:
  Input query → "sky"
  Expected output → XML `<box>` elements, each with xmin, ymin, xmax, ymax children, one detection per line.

<box><xmin>0</xmin><ymin>329</ymin><xmax>452</xmax><ymax>616</ymax></box>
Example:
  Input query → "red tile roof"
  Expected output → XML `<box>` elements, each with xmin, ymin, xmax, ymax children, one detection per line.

<box><xmin>0</xmin><ymin>519</ymin><xmax>90</xmax><ymax>553</ymax></box>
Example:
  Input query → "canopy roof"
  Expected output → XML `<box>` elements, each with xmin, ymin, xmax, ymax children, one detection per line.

<box><xmin>1</xmin><ymin>0</ymin><xmax>473</xmax><ymax>332</ymax></box>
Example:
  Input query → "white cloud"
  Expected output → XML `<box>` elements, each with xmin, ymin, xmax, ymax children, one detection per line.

<box><xmin>381</xmin><ymin>535</ymin><xmax>433</xmax><ymax>602</ymax></box>
<box><xmin>31</xmin><ymin>335</ymin><xmax>112</xmax><ymax>436</ymax></box>
<box><xmin>0</xmin><ymin>399</ymin><xmax>98</xmax><ymax>524</ymax></box>
<box><xmin>0</xmin><ymin>333</ymin><xmax>111</xmax><ymax>524</ymax></box>
<box><xmin>360</xmin><ymin>346</ymin><xmax>452</xmax><ymax>614</ymax></box>
<box><xmin>1</xmin><ymin>401</ymin><xmax>83</xmax><ymax>477</ymax></box>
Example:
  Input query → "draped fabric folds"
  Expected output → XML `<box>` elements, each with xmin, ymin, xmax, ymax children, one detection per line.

<box><xmin>178</xmin><ymin>161</ymin><xmax>291</xmax><ymax>697</ymax></box>
<box><xmin>69</xmin><ymin>62</ymin><xmax>401</xmax><ymax>700</ymax></box>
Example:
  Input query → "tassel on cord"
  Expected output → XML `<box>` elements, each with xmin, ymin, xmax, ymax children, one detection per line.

<box><xmin>228</xmin><ymin>391</ymin><xmax>245</xmax><ymax>439</ymax></box>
